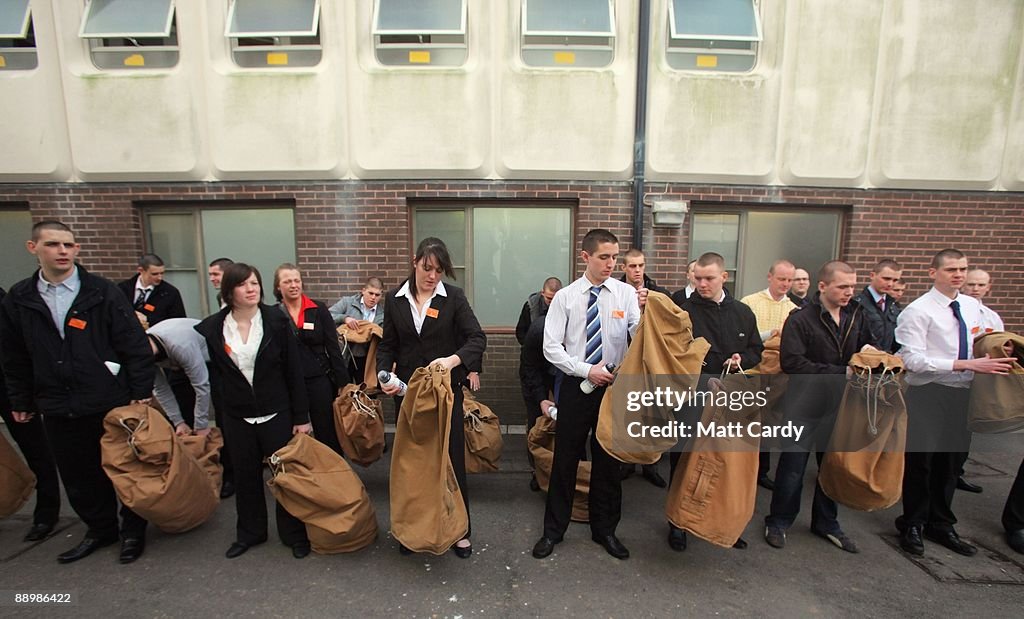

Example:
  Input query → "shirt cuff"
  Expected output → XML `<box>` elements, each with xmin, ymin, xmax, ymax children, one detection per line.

<box><xmin>574</xmin><ymin>361</ymin><xmax>593</xmax><ymax>379</ymax></box>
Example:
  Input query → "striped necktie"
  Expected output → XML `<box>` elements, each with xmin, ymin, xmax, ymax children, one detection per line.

<box><xmin>585</xmin><ymin>285</ymin><xmax>603</xmax><ymax>365</ymax></box>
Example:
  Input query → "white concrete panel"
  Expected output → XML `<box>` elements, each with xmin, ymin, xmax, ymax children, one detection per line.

<box><xmin>203</xmin><ymin>0</ymin><xmax>346</xmax><ymax>180</ymax></box>
<box><xmin>0</xmin><ymin>1</ymin><xmax>72</xmax><ymax>181</ymax></box>
<box><xmin>1000</xmin><ymin>33</ymin><xmax>1024</xmax><ymax>191</ymax></box>
<box><xmin>495</xmin><ymin>0</ymin><xmax>635</xmax><ymax>180</ymax></box>
<box><xmin>871</xmin><ymin>0</ymin><xmax>1024</xmax><ymax>189</ymax></box>
<box><xmin>778</xmin><ymin>0</ymin><xmax>883</xmax><ymax>186</ymax></box>
<box><xmin>646</xmin><ymin>0</ymin><xmax>783</xmax><ymax>183</ymax></box>
<box><xmin>53</xmin><ymin>0</ymin><xmax>204</xmax><ymax>181</ymax></box>
<box><xmin>347</xmin><ymin>0</ymin><xmax>490</xmax><ymax>179</ymax></box>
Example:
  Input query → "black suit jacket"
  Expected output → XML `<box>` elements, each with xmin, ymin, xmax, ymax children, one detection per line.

<box><xmin>276</xmin><ymin>299</ymin><xmax>349</xmax><ymax>384</ymax></box>
<box><xmin>194</xmin><ymin>304</ymin><xmax>309</xmax><ymax>424</ymax></box>
<box><xmin>118</xmin><ymin>275</ymin><xmax>187</xmax><ymax>326</ymax></box>
<box><xmin>376</xmin><ymin>282</ymin><xmax>486</xmax><ymax>388</ymax></box>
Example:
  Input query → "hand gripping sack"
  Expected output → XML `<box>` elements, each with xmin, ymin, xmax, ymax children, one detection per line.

<box><xmin>389</xmin><ymin>364</ymin><xmax>469</xmax><ymax>554</ymax></box>
<box><xmin>751</xmin><ymin>331</ymin><xmax>788</xmax><ymax>426</ymax></box>
<box><xmin>463</xmin><ymin>388</ymin><xmax>503</xmax><ymax>473</ymax></box>
<box><xmin>101</xmin><ymin>404</ymin><xmax>218</xmax><ymax>533</ymax></box>
<box><xmin>665</xmin><ymin>367</ymin><xmax>761</xmax><ymax>547</ymax></box>
<box><xmin>267</xmin><ymin>433</ymin><xmax>378</xmax><ymax>554</ymax></box>
<box><xmin>527</xmin><ymin>415</ymin><xmax>591</xmax><ymax>523</ymax></box>
<box><xmin>968</xmin><ymin>332</ymin><xmax>1024</xmax><ymax>433</ymax></box>
<box><xmin>820</xmin><ymin>351</ymin><xmax>907</xmax><ymax>511</ymax></box>
<box><xmin>0</xmin><ymin>431</ymin><xmax>36</xmax><ymax>518</ymax></box>
<box><xmin>178</xmin><ymin>427</ymin><xmax>225</xmax><ymax>496</ymax></box>
<box><xmin>333</xmin><ymin>383</ymin><xmax>386</xmax><ymax>466</ymax></box>
<box><xmin>337</xmin><ymin>321</ymin><xmax>384</xmax><ymax>389</ymax></box>
<box><xmin>597</xmin><ymin>292</ymin><xmax>711</xmax><ymax>464</ymax></box>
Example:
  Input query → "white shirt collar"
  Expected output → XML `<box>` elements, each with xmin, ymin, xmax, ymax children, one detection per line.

<box><xmin>135</xmin><ymin>277</ymin><xmax>154</xmax><ymax>293</ymax></box>
<box><xmin>867</xmin><ymin>286</ymin><xmax>885</xmax><ymax>303</ymax></box>
<box><xmin>763</xmin><ymin>288</ymin><xmax>786</xmax><ymax>302</ymax></box>
<box><xmin>38</xmin><ymin>266</ymin><xmax>80</xmax><ymax>292</ymax></box>
<box><xmin>397</xmin><ymin>279</ymin><xmax>447</xmax><ymax>300</ymax></box>
<box><xmin>926</xmin><ymin>286</ymin><xmax>960</xmax><ymax>307</ymax></box>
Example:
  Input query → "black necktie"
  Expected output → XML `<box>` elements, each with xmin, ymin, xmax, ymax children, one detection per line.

<box><xmin>135</xmin><ymin>288</ymin><xmax>148</xmax><ymax>311</ymax></box>
<box><xmin>950</xmin><ymin>300</ymin><xmax>968</xmax><ymax>361</ymax></box>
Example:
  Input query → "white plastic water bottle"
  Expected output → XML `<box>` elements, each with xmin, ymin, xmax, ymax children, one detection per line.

<box><xmin>547</xmin><ymin>405</ymin><xmax>558</xmax><ymax>420</ymax></box>
<box><xmin>580</xmin><ymin>363</ymin><xmax>616</xmax><ymax>394</ymax></box>
<box><xmin>377</xmin><ymin>371</ymin><xmax>407</xmax><ymax>396</ymax></box>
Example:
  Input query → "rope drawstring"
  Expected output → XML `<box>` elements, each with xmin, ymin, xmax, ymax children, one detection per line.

<box><xmin>465</xmin><ymin>410</ymin><xmax>484</xmax><ymax>433</ymax></box>
<box><xmin>854</xmin><ymin>366</ymin><xmax>900</xmax><ymax>436</ymax></box>
<box><xmin>118</xmin><ymin>417</ymin><xmax>146</xmax><ymax>459</ymax></box>
<box><xmin>350</xmin><ymin>390</ymin><xmax>379</xmax><ymax>419</ymax></box>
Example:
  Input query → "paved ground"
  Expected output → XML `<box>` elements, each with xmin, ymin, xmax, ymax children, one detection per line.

<box><xmin>2</xmin><ymin>428</ymin><xmax>1024</xmax><ymax>618</ymax></box>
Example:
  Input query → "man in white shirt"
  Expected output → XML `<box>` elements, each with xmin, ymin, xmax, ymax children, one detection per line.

<box><xmin>963</xmin><ymin>268</ymin><xmax>1004</xmax><ymax>333</ymax></box>
<box><xmin>895</xmin><ymin>249</ymin><xmax>1014</xmax><ymax>557</ymax></box>
<box><xmin>532</xmin><ymin>229</ymin><xmax>640</xmax><ymax>561</ymax></box>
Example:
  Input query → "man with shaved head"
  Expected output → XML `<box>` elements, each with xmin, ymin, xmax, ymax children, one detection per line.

<box><xmin>788</xmin><ymin>268</ymin><xmax>812</xmax><ymax>308</ymax></box>
<box><xmin>963</xmin><ymin>268</ymin><xmax>1003</xmax><ymax>333</ymax></box>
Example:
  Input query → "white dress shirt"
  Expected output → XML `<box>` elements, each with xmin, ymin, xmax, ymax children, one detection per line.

<box><xmin>134</xmin><ymin>280</ymin><xmax>154</xmax><ymax>304</ymax></box>
<box><xmin>543</xmin><ymin>274</ymin><xmax>640</xmax><ymax>378</ymax></box>
<box><xmin>978</xmin><ymin>302</ymin><xmax>1005</xmax><ymax>333</ymax></box>
<box><xmin>396</xmin><ymin>280</ymin><xmax>447</xmax><ymax>335</ymax></box>
<box><xmin>37</xmin><ymin>266</ymin><xmax>80</xmax><ymax>338</ymax></box>
<box><xmin>224</xmin><ymin>310</ymin><xmax>276</xmax><ymax>424</ymax></box>
<box><xmin>895</xmin><ymin>287</ymin><xmax>983</xmax><ymax>388</ymax></box>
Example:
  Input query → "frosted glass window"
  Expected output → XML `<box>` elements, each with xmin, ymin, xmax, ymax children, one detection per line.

<box><xmin>148</xmin><ymin>213</ymin><xmax>196</xmax><ymax>270</ymax></box>
<box><xmin>0</xmin><ymin>0</ymin><xmax>30</xmax><ymax>38</ymax></box>
<box><xmin>375</xmin><ymin>0</ymin><xmax>465</xmax><ymax>33</ymax></box>
<box><xmin>667</xmin><ymin>0</ymin><xmax>762</xmax><ymax>73</ymax></box>
<box><xmin>521</xmin><ymin>0</ymin><xmax>615</xmax><ymax>68</ymax></box>
<box><xmin>0</xmin><ymin>209</ymin><xmax>38</xmax><ymax>290</ymax></box>
<box><xmin>414</xmin><ymin>210</ymin><xmax>466</xmax><ymax>285</ymax></box>
<box><xmin>739</xmin><ymin>212</ymin><xmax>839</xmax><ymax>299</ymax></box>
<box><xmin>524</xmin><ymin>0</ymin><xmax>612</xmax><ymax>35</ymax></box>
<box><xmin>80</xmin><ymin>0</ymin><xmax>175</xmax><ymax>38</ymax></box>
<box><xmin>472</xmin><ymin>208</ymin><xmax>571</xmax><ymax>327</ymax></box>
<box><xmin>226</xmin><ymin>0</ymin><xmax>319</xmax><ymax>37</ymax></box>
<box><xmin>201</xmin><ymin>209</ymin><xmax>296</xmax><ymax>314</ymax></box>
<box><xmin>373</xmin><ymin>0</ymin><xmax>467</xmax><ymax>66</ymax></box>
<box><xmin>691</xmin><ymin>213</ymin><xmax>740</xmax><ymax>267</ymax></box>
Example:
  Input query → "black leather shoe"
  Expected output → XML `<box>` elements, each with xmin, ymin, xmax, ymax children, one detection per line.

<box><xmin>119</xmin><ymin>538</ymin><xmax>145</xmax><ymax>564</ymax></box>
<box><xmin>220</xmin><ymin>480</ymin><xmax>236</xmax><ymax>499</ymax></box>
<box><xmin>757</xmin><ymin>475</ymin><xmax>776</xmax><ymax>491</ymax></box>
<box><xmin>668</xmin><ymin>526</ymin><xmax>687</xmax><ymax>552</ymax></box>
<box><xmin>732</xmin><ymin>537</ymin><xmax>748</xmax><ymax>550</ymax></box>
<box><xmin>57</xmin><ymin>536</ymin><xmax>118</xmax><ymax>564</ymax></box>
<box><xmin>1007</xmin><ymin>529</ymin><xmax>1024</xmax><ymax>554</ymax></box>
<box><xmin>225</xmin><ymin>541</ymin><xmax>252</xmax><ymax>559</ymax></box>
<box><xmin>532</xmin><ymin>536</ymin><xmax>557</xmax><ymax>559</ymax></box>
<box><xmin>398</xmin><ymin>544</ymin><xmax>413</xmax><ymax>555</ymax></box>
<box><xmin>24</xmin><ymin>522</ymin><xmax>55</xmax><ymax>543</ymax></box>
<box><xmin>619</xmin><ymin>465</ymin><xmax>635</xmax><ymax>481</ymax></box>
<box><xmin>529</xmin><ymin>475</ymin><xmax>541</xmax><ymax>492</ymax></box>
<box><xmin>899</xmin><ymin>525</ymin><xmax>924</xmax><ymax>556</ymax></box>
<box><xmin>592</xmin><ymin>534</ymin><xmax>629</xmax><ymax>560</ymax></box>
<box><xmin>642</xmin><ymin>466</ymin><xmax>668</xmax><ymax>488</ymax></box>
<box><xmin>453</xmin><ymin>541</ymin><xmax>472</xmax><ymax>559</ymax></box>
<box><xmin>924</xmin><ymin>528</ymin><xmax>977</xmax><ymax>557</ymax></box>
<box><xmin>956</xmin><ymin>477</ymin><xmax>983</xmax><ymax>493</ymax></box>
<box><xmin>292</xmin><ymin>542</ymin><xmax>311</xmax><ymax>559</ymax></box>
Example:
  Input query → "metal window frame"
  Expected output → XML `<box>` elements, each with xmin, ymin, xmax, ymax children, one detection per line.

<box><xmin>668</xmin><ymin>0</ymin><xmax>762</xmax><ymax>43</ymax></box>
<box><xmin>373</xmin><ymin>0</ymin><xmax>468</xmax><ymax>36</ymax></box>
<box><xmin>372</xmin><ymin>0</ymin><xmax>468</xmax><ymax>67</ymax></box>
<box><xmin>0</xmin><ymin>0</ymin><xmax>31</xmax><ymax>39</ymax></box>
<box><xmin>79</xmin><ymin>0</ymin><xmax>176</xmax><ymax>39</ymax></box>
<box><xmin>520</xmin><ymin>0</ymin><xmax>615</xmax><ymax>68</ymax></box>
<box><xmin>666</xmin><ymin>0</ymin><xmax>762</xmax><ymax>73</ymax></box>
<box><xmin>225</xmin><ymin>0</ymin><xmax>321</xmax><ymax>38</ymax></box>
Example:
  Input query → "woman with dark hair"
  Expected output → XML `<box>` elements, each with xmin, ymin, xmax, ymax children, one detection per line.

<box><xmin>377</xmin><ymin>237</ymin><xmax>487</xmax><ymax>558</ymax></box>
<box><xmin>194</xmin><ymin>263</ymin><xmax>313</xmax><ymax>559</ymax></box>
<box><xmin>273</xmin><ymin>263</ymin><xmax>349</xmax><ymax>456</ymax></box>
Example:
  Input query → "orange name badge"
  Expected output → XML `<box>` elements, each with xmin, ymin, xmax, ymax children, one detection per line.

<box><xmin>985</xmin><ymin>327</ymin><xmax>994</xmax><ymax>333</ymax></box>
<box><xmin>426</xmin><ymin>308</ymin><xmax>439</xmax><ymax>319</ymax></box>
<box><xmin>612</xmin><ymin>310</ymin><xmax>625</xmax><ymax>319</ymax></box>
<box><xmin>68</xmin><ymin>318</ymin><xmax>87</xmax><ymax>330</ymax></box>
<box><xmin>224</xmin><ymin>343</ymin><xmax>233</xmax><ymax>356</ymax></box>
<box><xmin>143</xmin><ymin>303</ymin><xmax>156</xmax><ymax>312</ymax></box>
<box><xmin>970</xmin><ymin>326</ymin><xmax>980</xmax><ymax>335</ymax></box>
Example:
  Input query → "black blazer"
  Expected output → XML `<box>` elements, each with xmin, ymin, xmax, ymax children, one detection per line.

<box><xmin>118</xmin><ymin>275</ymin><xmax>187</xmax><ymax>326</ymax></box>
<box><xmin>195</xmin><ymin>304</ymin><xmax>310</xmax><ymax>424</ymax></box>
<box><xmin>376</xmin><ymin>282</ymin><xmax>486</xmax><ymax>388</ymax></box>
<box><xmin>277</xmin><ymin>299</ymin><xmax>349</xmax><ymax>384</ymax></box>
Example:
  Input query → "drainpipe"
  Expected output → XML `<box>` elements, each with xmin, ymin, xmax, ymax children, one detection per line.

<box><xmin>631</xmin><ymin>0</ymin><xmax>651</xmax><ymax>250</ymax></box>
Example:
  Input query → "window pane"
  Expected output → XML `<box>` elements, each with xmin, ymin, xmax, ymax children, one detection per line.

<box><xmin>471</xmin><ymin>207</ymin><xmax>571</xmax><ymax>327</ymax></box>
<box><xmin>414</xmin><ymin>210</ymin><xmax>466</xmax><ymax>267</ymax></box>
<box><xmin>738</xmin><ymin>211</ymin><xmax>840</xmax><ymax>299</ymax></box>
<box><xmin>201</xmin><ymin>209</ymin><xmax>296</xmax><ymax>314</ymax></box>
<box><xmin>524</xmin><ymin>0</ymin><xmax>613</xmax><ymax>35</ymax></box>
<box><xmin>80</xmin><ymin>0</ymin><xmax>174</xmax><ymax>38</ymax></box>
<box><xmin>148</xmin><ymin>213</ymin><xmax>197</xmax><ymax>270</ymax></box>
<box><xmin>226</xmin><ymin>0</ymin><xmax>320</xmax><ymax>38</ymax></box>
<box><xmin>375</xmin><ymin>0</ymin><xmax>465</xmax><ymax>34</ymax></box>
<box><xmin>162</xmin><ymin>270</ymin><xmax>204</xmax><ymax>319</ymax></box>
<box><xmin>0</xmin><ymin>0</ymin><xmax>30</xmax><ymax>38</ymax></box>
<box><xmin>671</xmin><ymin>0</ymin><xmax>760</xmax><ymax>40</ymax></box>
<box><xmin>691</xmin><ymin>213</ymin><xmax>740</xmax><ymax>269</ymax></box>
<box><xmin>0</xmin><ymin>210</ymin><xmax>37</xmax><ymax>290</ymax></box>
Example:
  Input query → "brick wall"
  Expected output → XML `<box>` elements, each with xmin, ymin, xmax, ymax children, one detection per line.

<box><xmin>2</xmin><ymin>180</ymin><xmax>1022</xmax><ymax>424</ymax></box>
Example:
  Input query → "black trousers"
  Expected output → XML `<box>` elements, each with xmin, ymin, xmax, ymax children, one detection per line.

<box><xmin>1002</xmin><ymin>456</ymin><xmax>1024</xmax><ymax>533</ymax></box>
<box><xmin>395</xmin><ymin>385</ymin><xmax>471</xmax><ymax>538</ymax></box>
<box><xmin>543</xmin><ymin>378</ymin><xmax>621</xmax><ymax>540</ymax></box>
<box><xmin>43</xmin><ymin>413</ymin><xmax>146</xmax><ymax>540</ymax></box>
<box><xmin>307</xmin><ymin>374</ymin><xmax>344</xmax><ymax>457</ymax></box>
<box><xmin>221</xmin><ymin>413</ymin><xmax>307</xmax><ymax>547</ymax></box>
<box><xmin>902</xmin><ymin>383</ymin><xmax>971</xmax><ymax>531</ymax></box>
<box><xmin>1</xmin><ymin>408</ymin><xmax>61</xmax><ymax>526</ymax></box>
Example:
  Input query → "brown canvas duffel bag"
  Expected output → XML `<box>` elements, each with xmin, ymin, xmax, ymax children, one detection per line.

<box><xmin>178</xmin><ymin>427</ymin><xmax>225</xmax><ymax>496</ymax></box>
<box><xmin>463</xmin><ymin>388</ymin><xmax>503</xmax><ymax>473</ymax></box>
<box><xmin>820</xmin><ymin>351</ymin><xmax>907</xmax><ymax>512</ymax></box>
<box><xmin>968</xmin><ymin>331</ymin><xmax>1024</xmax><ymax>433</ymax></box>
<box><xmin>0</xmin><ymin>430</ymin><xmax>36</xmax><ymax>519</ymax></box>
<box><xmin>389</xmin><ymin>364</ymin><xmax>469</xmax><ymax>554</ymax></box>
<box><xmin>101</xmin><ymin>404</ymin><xmax>218</xmax><ymax>533</ymax></box>
<box><xmin>751</xmin><ymin>331</ymin><xmax>788</xmax><ymax>425</ymax></box>
<box><xmin>527</xmin><ymin>415</ymin><xmax>590</xmax><ymax>523</ymax></box>
<box><xmin>334</xmin><ymin>383</ymin><xmax>386</xmax><ymax>467</ymax></box>
<box><xmin>337</xmin><ymin>321</ymin><xmax>384</xmax><ymax>389</ymax></box>
<box><xmin>267</xmin><ymin>433</ymin><xmax>378</xmax><ymax>554</ymax></box>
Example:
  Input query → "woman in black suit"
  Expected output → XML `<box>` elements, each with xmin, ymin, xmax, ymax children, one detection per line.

<box><xmin>273</xmin><ymin>263</ymin><xmax>350</xmax><ymax>457</ymax></box>
<box><xmin>377</xmin><ymin>237</ymin><xmax>486</xmax><ymax>558</ymax></box>
<box><xmin>194</xmin><ymin>263</ymin><xmax>313</xmax><ymax>560</ymax></box>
